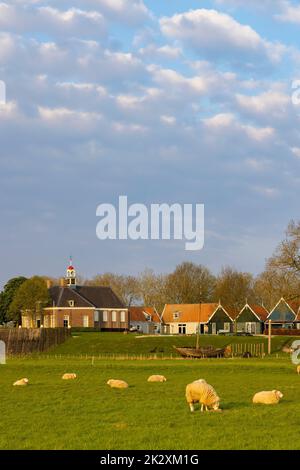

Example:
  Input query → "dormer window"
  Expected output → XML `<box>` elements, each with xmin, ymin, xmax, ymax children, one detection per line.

<box><xmin>144</xmin><ymin>313</ymin><xmax>151</xmax><ymax>321</ymax></box>
<box><xmin>173</xmin><ymin>312</ymin><xmax>180</xmax><ymax>320</ymax></box>
<box><xmin>68</xmin><ymin>300</ymin><xmax>74</xmax><ymax>307</ymax></box>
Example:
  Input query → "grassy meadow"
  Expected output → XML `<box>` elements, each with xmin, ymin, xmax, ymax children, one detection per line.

<box><xmin>0</xmin><ymin>340</ymin><xmax>300</xmax><ymax>450</ymax></box>
<box><xmin>42</xmin><ymin>331</ymin><xmax>293</xmax><ymax>357</ymax></box>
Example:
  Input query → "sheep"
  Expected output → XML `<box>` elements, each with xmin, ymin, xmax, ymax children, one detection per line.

<box><xmin>185</xmin><ymin>379</ymin><xmax>221</xmax><ymax>412</ymax></box>
<box><xmin>147</xmin><ymin>375</ymin><xmax>167</xmax><ymax>382</ymax></box>
<box><xmin>107</xmin><ymin>379</ymin><xmax>128</xmax><ymax>389</ymax></box>
<box><xmin>62</xmin><ymin>373</ymin><xmax>77</xmax><ymax>380</ymax></box>
<box><xmin>297</xmin><ymin>365</ymin><xmax>300</xmax><ymax>375</ymax></box>
<box><xmin>252</xmin><ymin>390</ymin><xmax>283</xmax><ymax>405</ymax></box>
<box><xmin>13</xmin><ymin>378</ymin><xmax>29</xmax><ymax>386</ymax></box>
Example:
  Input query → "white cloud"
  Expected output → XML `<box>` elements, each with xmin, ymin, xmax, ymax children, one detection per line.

<box><xmin>0</xmin><ymin>3</ymin><xmax>107</xmax><ymax>38</ymax></box>
<box><xmin>160</xmin><ymin>9</ymin><xmax>284</xmax><ymax>66</ymax></box>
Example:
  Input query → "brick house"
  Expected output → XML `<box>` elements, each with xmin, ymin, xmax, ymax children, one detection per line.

<box><xmin>21</xmin><ymin>260</ymin><xmax>129</xmax><ymax>331</ymax></box>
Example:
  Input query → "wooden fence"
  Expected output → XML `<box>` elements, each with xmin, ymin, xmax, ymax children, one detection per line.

<box><xmin>231</xmin><ymin>342</ymin><xmax>264</xmax><ymax>357</ymax></box>
<box><xmin>264</xmin><ymin>328</ymin><xmax>300</xmax><ymax>336</ymax></box>
<box><xmin>0</xmin><ymin>328</ymin><xmax>71</xmax><ymax>355</ymax></box>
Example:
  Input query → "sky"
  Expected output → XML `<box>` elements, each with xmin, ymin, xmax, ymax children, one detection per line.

<box><xmin>1</xmin><ymin>0</ymin><xmax>300</xmax><ymax>287</ymax></box>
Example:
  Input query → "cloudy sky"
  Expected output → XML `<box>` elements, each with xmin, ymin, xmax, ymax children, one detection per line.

<box><xmin>1</xmin><ymin>0</ymin><xmax>300</xmax><ymax>286</ymax></box>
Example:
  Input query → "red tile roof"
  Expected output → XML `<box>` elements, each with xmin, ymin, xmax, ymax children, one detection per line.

<box><xmin>248</xmin><ymin>304</ymin><xmax>269</xmax><ymax>321</ymax></box>
<box><xmin>162</xmin><ymin>303</ymin><xmax>220</xmax><ymax>323</ymax></box>
<box><xmin>129</xmin><ymin>306</ymin><xmax>161</xmax><ymax>323</ymax></box>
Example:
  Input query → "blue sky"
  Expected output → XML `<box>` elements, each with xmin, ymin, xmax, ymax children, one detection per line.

<box><xmin>1</xmin><ymin>0</ymin><xmax>300</xmax><ymax>287</ymax></box>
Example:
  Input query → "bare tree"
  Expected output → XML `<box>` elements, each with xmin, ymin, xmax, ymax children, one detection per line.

<box><xmin>214</xmin><ymin>266</ymin><xmax>255</xmax><ymax>312</ymax></box>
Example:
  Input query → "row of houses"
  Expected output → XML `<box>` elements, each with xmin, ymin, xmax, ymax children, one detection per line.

<box><xmin>21</xmin><ymin>262</ymin><xmax>300</xmax><ymax>334</ymax></box>
<box><xmin>162</xmin><ymin>300</ymin><xmax>300</xmax><ymax>335</ymax></box>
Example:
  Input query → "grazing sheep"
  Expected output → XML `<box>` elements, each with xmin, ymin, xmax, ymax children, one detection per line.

<box><xmin>107</xmin><ymin>379</ymin><xmax>128</xmax><ymax>389</ymax></box>
<box><xmin>147</xmin><ymin>375</ymin><xmax>167</xmax><ymax>382</ymax></box>
<box><xmin>297</xmin><ymin>365</ymin><xmax>300</xmax><ymax>375</ymax></box>
<box><xmin>185</xmin><ymin>379</ymin><xmax>221</xmax><ymax>412</ymax></box>
<box><xmin>252</xmin><ymin>390</ymin><xmax>283</xmax><ymax>405</ymax></box>
<box><xmin>13</xmin><ymin>378</ymin><xmax>29</xmax><ymax>386</ymax></box>
<box><xmin>62</xmin><ymin>373</ymin><xmax>77</xmax><ymax>380</ymax></box>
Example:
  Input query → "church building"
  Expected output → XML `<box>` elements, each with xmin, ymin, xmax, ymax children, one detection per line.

<box><xmin>21</xmin><ymin>260</ymin><xmax>129</xmax><ymax>331</ymax></box>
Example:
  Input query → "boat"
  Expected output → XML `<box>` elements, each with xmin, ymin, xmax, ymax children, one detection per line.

<box><xmin>173</xmin><ymin>345</ymin><xmax>228</xmax><ymax>358</ymax></box>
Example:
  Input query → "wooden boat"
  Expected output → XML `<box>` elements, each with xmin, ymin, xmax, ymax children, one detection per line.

<box><xmin>173</xmin><ymin>345</ymin><xmax>227</xmax><ymax>358</ymax></box>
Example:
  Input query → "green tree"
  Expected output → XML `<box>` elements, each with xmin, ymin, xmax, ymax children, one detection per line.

<box><xmin>0</xmin><ymin>276</ymin><xmax>27</xmax><ymax>323</ymax></box>
<box><xmin>214</xmin><ymin>266</ymin><xmax>255</xmax><ymax>312</ymax></box>
<box><xmin>164</xmin><ymin>262</ymin><xmax>216</xmax><ymax>304</ymax></box>
<box><xmin>8</xmin><ymin>276</ymin><xmax>51</xmax><ymax>324</ymax></box>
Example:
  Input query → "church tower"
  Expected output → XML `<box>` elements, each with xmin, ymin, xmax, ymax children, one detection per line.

<box><xmin>66</xmin><ymin>257</ymin><xmax>76</xmax><ymax>288</ymax></box>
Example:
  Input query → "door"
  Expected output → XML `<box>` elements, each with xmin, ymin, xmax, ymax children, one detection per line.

<box><xmin>83</xmin><ymin>315</ymin><xmax>89</xmax><ymax>328</ymax></box>
<box><xmin>178</xmin><ymin>324</ymin><xmax>186</xmax><ymax>334</ymax></box>
<box><xmin>246</xmin><ymin>322</ymin><xmax>255</xmax><ymax>334</ymax></box>
<box><xmin>212</xmin><ymin>323</ymin><xmax>217</xmax><ymax>335</ymax></box>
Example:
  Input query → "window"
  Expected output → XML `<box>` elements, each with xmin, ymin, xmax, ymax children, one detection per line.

<box><xmin>83</xmin><ymin>315</ymin><xmax>89</xmax><ymax>327</ymax></box>
<box><xmin>224</xmin><ymin>322</ymin><xmax>231</xmax><ymax>332</ymax></box>
<box><xmin>68</xmin><ymin>300</ymin><xmax>74</xmax><ymax>307</ymax></box>
<box><xmin>112</xmin><ymin>311</ymin><xmax>117</xmax><ymax>322</ymax></box>
<box><xmin>94</xmin><ymin>311</ymin><xmax>99</xmax><ymax>322</ymax></box>
<box><xmin>51</xmin><ymin>315</ymin><xmax>56</xmax><ymax>328</ymax></box>
<box><xmin>120</xmin><ymin>311</ymin><xmax>126</xmax><ymax>322</ymax></box>
<box><xmin>178</xmin><ymin>324</ymin><xmax>186</xmax><ymax>334</ymax></box>
<box><xmin>102</xmin><ymin>310</ymin><xmax>108</xmax><ymax>322</ymax></box>
<box><xmin>63</xmin><ymin>315</ymin><xmax>69</xmax><ymax>328</ymax></box>
<box><xmin>173</xmin><ymin>312</ymin><xmax>180</xmax><ymax>320</ymax></box>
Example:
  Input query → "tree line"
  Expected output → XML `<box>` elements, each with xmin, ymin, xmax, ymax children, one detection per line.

<box><xmin>1</xmin><ymin>220</ymin><xmax>300</xmax><ymax>324</ymax></box>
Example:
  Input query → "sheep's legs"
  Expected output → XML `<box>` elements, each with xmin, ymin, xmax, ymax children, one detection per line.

<box><xmin>201</xmin><ymin>404</ymin><xmax>204</xmax><ymax>412</ymax></box>
<box><xmin>189</xmin><ymin>403</ymin><xmax>195</xmax><ymax>412</ymax></box>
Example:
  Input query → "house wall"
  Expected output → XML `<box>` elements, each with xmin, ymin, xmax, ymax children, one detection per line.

<box><xmin>207</xmin><ymin>308</ymin><xmax>233</xmax><ymax>334</ymax></box>
<box><xmin>97</xmin><ymin>309</ymin><xmax>129</xmax><ymax>331</ymax></box>
<box><xmin>130</xmin><ymin>321</ymin><xmax>157</xmax><ymax>334</ymax></box>
<box><xmin>166</xmin><ymin>322</ymin><xmax>199</xmax><ymax>335</ymax></box>
<box><xmin>236</xmin><ymin>307</ymin><xmax>264</xmax><ymax>334</ymax></box>
<box><xmin>23</xmin><ymin>308</ymin><xmax>129</xmax><ymax>330</ymax></box>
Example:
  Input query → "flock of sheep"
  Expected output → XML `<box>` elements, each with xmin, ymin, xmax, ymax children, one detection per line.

<box><xmin>12</xmin><ymin>364</ymin><xmax>300</xmax><ymax>412</ymax></box>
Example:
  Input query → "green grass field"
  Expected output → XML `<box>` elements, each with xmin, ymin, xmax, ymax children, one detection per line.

<box><xmin>1</xmin><ymin>352</ymin><xmax>300</xmax><ymax>450</ymax></box>
<box><xmin>42</xmin><ymin>332</ymin><xmax>293</xmax><ymax>357</ymax></box>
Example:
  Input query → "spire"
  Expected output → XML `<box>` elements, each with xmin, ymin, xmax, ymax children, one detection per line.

<box><xmin>66</xmin><ymin>257</ymin><xmax>76</xmax><ymax>288</ymax></box>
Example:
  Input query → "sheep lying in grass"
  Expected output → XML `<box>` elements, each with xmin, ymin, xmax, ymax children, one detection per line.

<box><xmin>252</xmin><ymin>390</ymin><xmax>283</xmax><ymax>405</ymax></box>
<box><xmin>13</xmin><ymin>378</ymin><xmax>29</xmax><ymax>386</ymax></box>
<box><xmin>185</xmin><ymin>379</ymin><xmax>221</xmax><ymax>412</ymax></box>
<box><xmin>297</xmin><ymin>365</ymin><xmax>300</xmax><ymax>375</ymax></box>
<box><xmin>62</xmin><ymin>373</ymin><xmax>77</xmax><ymax>380</ymax></box>
<box><xmin>147</xmin><ymin>375</ymin><xmax>167</xmax><ymax>382</ymax></box>
<box><xmin>107</xmin><ymin>379</ymin><xmax>128</xmax><ymax>389</ymax></box>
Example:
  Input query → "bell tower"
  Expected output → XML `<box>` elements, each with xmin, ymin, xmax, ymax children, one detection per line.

<box><xmin>66</xmin><ymin>257</ymin><xmax>76</xmax><ymax>288</ymax></box>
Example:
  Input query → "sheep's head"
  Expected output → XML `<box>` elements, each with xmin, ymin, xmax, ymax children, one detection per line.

<box><xmin>211</xmin><ymin>400</ymin><xmax>220</xmax><ymax>411</ymax></box>
<box><xmin>274</xmin><ymin>390</ymin><xmax>283</xmax><ymax>399</ymax></box>
<box><xmin>23</xmin><ymin>378</ymin><xmax>29</xmax><ymax>384</ymax></box>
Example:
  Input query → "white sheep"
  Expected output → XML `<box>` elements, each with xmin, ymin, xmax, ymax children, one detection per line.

<box><xmin>107</xmin><ymin>379</ymin><xmax>128</xmax><ymax>389</ymax></box>
<box><xmin>297</xmin><ymin>365</ymin><xmax>300</xmax><ymax>375</ymax></box>
<box><xmin>252</xmin><ymin>390</ymin><xmax>283</xmax><ymax>405</ymax></box>
<box><xmin>13</xmin><ymin>378</ymin><xmax>29</xmax><ymax>386</ymax></box>
<box><xmin>62</xmin><ymin>373</ymin><xmax>77</xmax><ymax>380</ymax></box>
<box><xmin>185</xmin><ymin>379</ymin><xmax>221</xmax><ymax>412</ymax></box>
<box><xmin>147</xmin><ymin>375</ymin><xmax>167</xmax><ymax>382</ymax></box>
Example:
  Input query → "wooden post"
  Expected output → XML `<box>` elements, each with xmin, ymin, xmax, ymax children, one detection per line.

<box><xmin>268</xmin><ymin>319</ymin><xmax>272</xmax><ymax>355</ymax></box>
